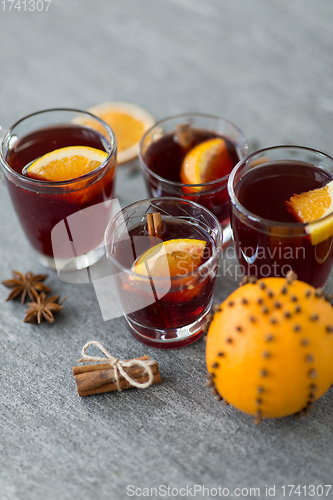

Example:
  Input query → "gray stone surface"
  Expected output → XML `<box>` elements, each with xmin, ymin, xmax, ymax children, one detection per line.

<box><xmin>1</xmin><ymin>1</ymin><xmax>333</xmax><ymax>499</ymax></box>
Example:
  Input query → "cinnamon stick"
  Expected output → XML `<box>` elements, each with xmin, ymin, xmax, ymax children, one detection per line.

<box><xmin>147</xmin><ymin>212</ymin><xmax>163</xmax><ymax>238</ymax></box>
<box><xmin>76</xmin><ymin>372</ymin><xmax>162</xmax><ymax>397</ymax></box>
<box><xmin>73</xmin><ymin>356</ymin><xmax>161</xmax><ymax>397</ymax></box>
<box><xmin>147</xmin><ymin>213</ymin><xmax>154</xmax><ymax>236</ymax></box>
<box><xmin>153</xmin><ymin>213</ymin><xmax>163</xmax><ymax>237</ymax></box>
<box><xmin>72</xmin><ymin>355</ymin><xmax>150</xmax><ymax>375</ymax></box>
<box><xmin>175</xmin><ymin>123</ymin><xmax>193</xmax><ymax>149</ymax></box>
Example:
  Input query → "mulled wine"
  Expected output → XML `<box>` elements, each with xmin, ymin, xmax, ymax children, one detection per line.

<box><xmin>139</xmin><ymin>114</ymin><xmax>249</xmax><ymax>247</ymax></box>
<box><xmin>105</xmin><ymin>197</ymin><xmax>222</xmax><ymax>349</ymax></box>
<box><xmin>144</xmin><ymin>130</ymin><xmax>239</xmax><ymax>222</ymax></box>
<box><xmin>229</xmin><ymin>153</ymin><xmax>333</xmax><ymax>288</ymax></box>
<box><xmin>1</xmin><ymin>109</ymin><xmax>117</xmax><ymax>270</ymax></box>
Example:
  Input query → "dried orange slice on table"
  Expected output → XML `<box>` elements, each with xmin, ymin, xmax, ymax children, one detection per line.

<box><xmin>85</xmin><ymin>102</ymin><xmax>155</xmax><ymax>164</ymax></box>
<box><xmin>180</xmin><ymin>137</ymin><xmax>233</xmax><ymax>193</ymax></box>
<box><xmin>131</xmin><ymin>239</ymin><xmax>207</xmax><ymax>302</ymax></box>
<box><xmin>286</xmin><ymin>180</ymin><xmax>333</xmax><ymax>245</ymax></box>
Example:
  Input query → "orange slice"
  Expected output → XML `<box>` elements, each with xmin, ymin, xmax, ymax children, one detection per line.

<box><xmin>180</xmin><ymin>137</ymin><xmax>233</xmax><ymax>193</ymax></box>
<box><xmin>132</xmin><ymin>239</ymin><xmax>206</xmax><ymax>278</ymax></box>
<box><xmin>286</xmin><ymin>180</ymin><xmax>333</xmax><ymax>245</ymax></box>
<box><xmin>85</xmin><ymin>102</ymin><xmax>155</xmax><ymax>164</ymax></box>
<box><xmin>26</xmin><ymin>146</ymin><xmax>108</xmax><ymax>182</ymax></box>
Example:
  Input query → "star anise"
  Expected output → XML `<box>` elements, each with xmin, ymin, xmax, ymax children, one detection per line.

<box><xmin>24</xmin><ymin>289</ymin><xmax>66</xmax><ymax>324</ymax></box>
<box><xmin>2</xmin><ymin>271</ymin><xmax>51</xmax><ymax>304</ymax></box>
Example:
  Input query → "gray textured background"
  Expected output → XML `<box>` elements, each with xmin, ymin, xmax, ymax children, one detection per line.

<box><xmin>1</xmin><ymin>1</ymin><xmax>333</xmax><ymax>499</ymax></box>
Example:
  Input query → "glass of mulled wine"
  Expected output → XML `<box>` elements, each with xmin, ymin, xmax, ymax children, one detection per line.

<box><xmin>0</xmin><ymin>108</ymin><xmax>117</xmax><ymax>272</ymax></box>
<box><xmin>228</xmin><ymin>145</ymin><xmax>333</xmax><ymax>288</ymax></box>
<box><xmin>138</xmin><ymin>113</ymin><xmax>248</xmax><ymax>247</ymax></box>
<box><xmin>104</xmin><ymin>197</ymin><xmax>222</xmax><ymax>348</ymax></box>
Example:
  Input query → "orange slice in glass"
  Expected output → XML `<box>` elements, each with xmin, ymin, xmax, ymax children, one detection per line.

<box><xmin>131</xmin><ymin>238</ymin><xmax>208</xmax><ymax>303</ymax></box>
<box><xmin>180</xmin><ymin>137</ymin><xmax>233</xmax><ymax>193</ymax></box>
<box><xmin>26</xmin><ymin>146</ymin><xmax>109</xmax><ymax>204</ymax></box>
<box><xmin>286</xmin><ymin>180</ymin><xmax>333</xmax><ymax>244</ymax></box>
<box><xmin>26</xmin><ymin>146</ymin><xmax>108</xmax><ymax>182</ymax></box>
<box><xmin>132</xmin><ymin>239</ymin><xmax>206</xmax><ymax>278</ymax></box>
<box><xmin>85</xmin><ymin>102</ymin><xmax>155</xmax><ymax>164</ymax></box>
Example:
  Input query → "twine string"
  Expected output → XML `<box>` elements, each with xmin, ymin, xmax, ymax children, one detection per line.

<box><xmin>77</xmin><ymin>340</ymin><xmax>154</xmax><ymax>391</ymax></box>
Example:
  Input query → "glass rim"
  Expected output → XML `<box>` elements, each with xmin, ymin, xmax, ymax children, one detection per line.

<box><xmin>138</xmin><ymin>112</ymin><xmax>249</xmax><ymax>192</ymax></box>
<box><xmin>228</xmin><ymin>144</ymin><xmax>333</xmax><ymax>230</ymax></box>
<box><xmin>0</xmin><ymin>107</ymin><xmax>117</xmax><ymax>188</ymax></box>
<box><xmin>104</xmin><ymin>196</ymin><xmax>223</xmax><ymax>281</ymax></box>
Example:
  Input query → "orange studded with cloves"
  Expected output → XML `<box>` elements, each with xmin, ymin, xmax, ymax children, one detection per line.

<box><xmin>205</xmin><ymin>274</ymin><xmax>333</xmax><ymax>421</ymax></box>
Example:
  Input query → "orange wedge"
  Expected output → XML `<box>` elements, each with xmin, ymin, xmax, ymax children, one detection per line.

<box><xmin>85</xmin><ymin>102</ymin><xmax>155</xmax><ymax>164</ymax></box>
<box><xmin>132</xmin><ymin>239</ymin><xmax>206</xmax><ymax>278</ymax></box>
<box><xmin>131</xmin><ymin>239</ymin><xmax>207</xmax><ymax>302</ymax></box>
<box><xmin>180</xmin><ymin>137</ymin><xmax>233</xmax><ymax>193</ymax></box>
<box><xmin>286</xmin><ymin>180</ymin><xmax>333</xmax><ymax>245</ymax></box>
<box><xmin>26</xmin><ymin>146</ymin><xmax>108</xmax><ymax>182</ymax></box>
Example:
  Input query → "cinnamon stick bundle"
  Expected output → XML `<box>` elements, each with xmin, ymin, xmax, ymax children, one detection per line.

<box><xmin>73</xmin><ymin>355</ymin><xmax>161</xmax><ymax>397</ymax></box>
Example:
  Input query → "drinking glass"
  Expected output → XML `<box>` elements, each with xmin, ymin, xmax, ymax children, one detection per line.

<box><xmin>138</xmin><ymin>113</ymin><xmax>248</xmax><ymax>247</ymax></box>
<box><xmin>228</xmin><ymin>145</ymin><xmax>333</xmax><ymax>288</ymax></box>
<box><xmin>0</xmin><ymin>108</ymin><xmax>117</xmax><ymax>272</ymax></box>
<box><xmin>105</xmin><ymin>197</ymin><xmax>222</xmax><ymax>348</ymax></box>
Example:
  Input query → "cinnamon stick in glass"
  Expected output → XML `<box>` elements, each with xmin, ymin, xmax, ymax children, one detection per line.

<box><xmin>175</xmin><ymin>123</ymin><xmax>193</xmax><ymax>149</ymax></box>
<box><xmin>147</xmin><ymin>212</ymin><xmax>163</xmax><ymax>238</ymax></box>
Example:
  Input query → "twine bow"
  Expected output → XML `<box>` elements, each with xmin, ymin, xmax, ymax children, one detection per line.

<box><xmin>77</xmin><ymin>341</ymin><xmax>154</xmax><ymax>391</ymax></box>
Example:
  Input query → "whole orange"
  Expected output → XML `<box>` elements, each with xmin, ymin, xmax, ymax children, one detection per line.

<box><xmin>206</xmin><ymin>275</ymin><xmax>333</xmax><ymax>421</ymax></box>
